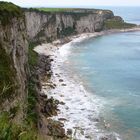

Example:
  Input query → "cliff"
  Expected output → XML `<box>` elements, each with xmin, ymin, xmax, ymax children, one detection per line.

<box><xmin>25</xmin><ymin>9</ymin><xmax>114</xmax><ymax>43</ymax></box>
<box><xmin>0</xmin><ymin>2</ymin><xmax>39</xmax><ymax>139</ymax></box>
<box><xmin>25</xmin><ymin>9</ymin><xmax>136</xmax><ymax>44</ymax></box>
<box><xmin>0</xmin><ymin>2</ymin><xmax>29</xmax><ymax>120</ymax></box>
<box><xmin>0</xmin><ymin>2</ymin><xmax>136</xmax><ymax>140</ymax></box>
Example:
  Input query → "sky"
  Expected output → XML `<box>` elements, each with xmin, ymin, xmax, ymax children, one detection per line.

<box><xmin>1</xmin><ymin>0</ymin><xmax>140</xmax><ymax>7</ymax></box>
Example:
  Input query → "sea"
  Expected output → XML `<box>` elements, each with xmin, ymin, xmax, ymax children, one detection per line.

<box><xmin>61</xmin><ymin>7</ymin><xmax>140</xmax><ymax>140</ymax></box>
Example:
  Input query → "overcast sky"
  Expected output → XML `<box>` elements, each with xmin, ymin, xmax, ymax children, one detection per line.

<box><xmin>2</xmin><ymin>0</ymin><xmax>140</xmax><ymax>7</ymax></box>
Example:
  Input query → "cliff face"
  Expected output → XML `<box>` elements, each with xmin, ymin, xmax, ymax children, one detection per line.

<box><xmin>0</xmin><ymin>8</ymin><xmax>29</xmax><ymax>121</ymax></box>
<box><xmin>25</xmin><ymin>9</ymin><xmax>114</xmax><ymax>42</ymax></box>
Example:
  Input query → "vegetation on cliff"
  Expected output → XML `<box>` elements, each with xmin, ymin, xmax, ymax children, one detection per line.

<box><xmin>0</xmin><ymin>2</ymin><xmax>23</xmax><ymax>25</ymax></box>
<box><xmin>104</xmin><ymin>18</ymin><xmax>136</xmax><ymax>29</ymax></box>
<box><xmin>27</xmin><ymin>43</ymin><xmax>39</xmax><ymax>126</ymax></box>
<box><xmin>0</xmin><ymin>43</ymin><xmax>16</xmax><ymax>102</ymax></box>
<box><xmin>0</xmin><ymin>42</ymin><xmax>38</xmax><ymax>140</ymax></box>
<box><xmin>37</xmin><ymin>8</ymin><xmax>76</xmax><ymax>12</ymax></box>
<box><xmin>0</xmin><ymin>2</ymin><xmax>38</xmax><ymax>139</ymax></box>
<box><xmin>0</xmin><ymin>111</ymin><xmax>37</xmax><ymax>140</ymax></box>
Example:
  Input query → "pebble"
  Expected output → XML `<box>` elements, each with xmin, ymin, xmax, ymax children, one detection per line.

<box><xmin>61</xmin><ymin>84</ymin><xmax>67</xmax><ymax>86</ymax></box>
<box><xmin>67</xmin><ymin>129</ymin><xmax>72</xmax><ymax>135</ymax></box>
<box><xmin>59</xmin><ymin>79</ymin><xmax>64</xmax><ymax>82</ymax></box>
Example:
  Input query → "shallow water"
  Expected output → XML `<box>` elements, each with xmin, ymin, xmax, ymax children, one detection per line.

<box><xmin>65</xmin><ymin>31</ymin><xmax>140</xmax><ymax>140</ymax></box>
<box><xmin>43</xmin><ymin>38</ymin><xmax>115</xmax><ymax>140</ymax></box>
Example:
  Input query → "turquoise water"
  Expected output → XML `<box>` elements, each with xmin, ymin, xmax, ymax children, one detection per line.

<box><xmin>64</xmin><ymin>7</ymin><xmax>140</xmax><ymax>139</ymax></box>
<box><xmin>67</xmin><ymin>31</ymin><xmax>140</xmax><ymax>140</ymax></box>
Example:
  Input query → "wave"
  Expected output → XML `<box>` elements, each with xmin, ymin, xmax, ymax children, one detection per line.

<box><xmin>42</xmin><ymin>35</ymin><xmax>121</xmax><ymax>140</ymax></box>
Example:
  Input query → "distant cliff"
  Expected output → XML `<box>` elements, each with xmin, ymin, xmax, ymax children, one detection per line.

<box><xmin>24</xmin><ymin>9</ymin><xmax>115</xmax><ymax>43</ymax></box>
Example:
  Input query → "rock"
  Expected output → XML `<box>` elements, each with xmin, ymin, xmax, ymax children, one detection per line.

<box><xmin>44</xmin><ymin>82</ymin><xmax>56</xmax><ymax>88</ymax></box>
<box><xmin>53</xmin><ymin>83</ymin><xmax>56</xmax><ymax>87</ymax></box>
<box><xmin>55</xmin><ymin>99</ymin><xmax>60</xmax><ymax>105</ymax></box>
<box><xmin>59</xmin><ymin>101</ymin><xmax>65</xmax><ymax>105</ymax></box>
<box><xmin>85</xmin><ymin>135</ymin><xmax>91</xmax><ymax>139</ymax></box>
<box><xmin>99</xmin><ymin>134</ymin><xmax>117</xmax><ymax>140</ymax></box>
<box><xmin>50</xmin><ymin>59</ymin><xmax>54</xmax><ymax>62</ymax></box>
<box><xmin>42</xmin><ymin>97</ymin><xmax>59</xmax><ymax>117</ymax></box>
<box><xmin>47</xmin><ymin>120</ymin><xmax>65</xmax><ymax>138</ymax></box>
<box><xmin>100</xmin><ymin>136</ymin><xmax>108</xmax><ymax>140</ymax></box>
<box><xmin>94</xmin><ymin>118</ymin><xmax>100</xmax><ymax>122</ymax></box>
<box><xmin>58</xmin><ymin>118</ymin><xmax>67</xmax><ymax>121</ymax></box>
<box><xmin>59</xmin><ymin>79</ymin><xmax>64</xmax><ymax>82</ymax></box>
<box><xmin>61</xmin><ymin>84</ymin><xmax>66</xmax><ymax>86</ymax></box>
<box><xmin>65</xmin><ymin>107</ymin><xmax>69</xmax><ymax>110</ymax></box>
<box><xmin>40</xmin><ymin>93</ymin><xmax>47</xmax><ymax>98</ymax></box>
<box><xmin>60</xmin><ymin>95</ymin><xmax>64</xmax><ymax>97</ymax></box>
<box><xmin>67</xmin><ymin>129</ymin><xmax>72</xmax><ymax>135</ymax></box>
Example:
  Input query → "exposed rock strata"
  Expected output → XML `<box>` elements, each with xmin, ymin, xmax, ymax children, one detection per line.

<box><xmin>25</xmin><ymin>9</ymin><xmax>116</xmax><ymax>43</ymax></box>
<box><xmin>0</xmin><ymin>11</ymin><xmax>29</xmax><ymax>121</ymax></box>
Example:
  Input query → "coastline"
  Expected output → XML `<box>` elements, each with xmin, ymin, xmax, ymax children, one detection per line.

<box><xmin>34</xmin><ymin>28</ymin><xmax>140</xmax><ymax>140</ymax></box>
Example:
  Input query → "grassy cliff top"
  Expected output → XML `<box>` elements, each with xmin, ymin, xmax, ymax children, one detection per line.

<box><xmin>0</xmin><ymin>1</ymin><xmax>23</xmax><ymax>25</ymax></box>
<box><xmin>38</xmin><ymin>8</ymin><xmax>78</xmax><ymax>12</ymax></box>
<box><xmin>0</xmin><ymin>1</ymin><xmax>22</xmax><ymax>15</ymax></box>
<box><xmin>27</xmin><ymin>7</ymin><xmax>113</xmax><ymax>14</ymax></box>
<box><xmin>104</xmin><ymin>18</ymin><xmax>136</xmax><ymax>29</ymax></box>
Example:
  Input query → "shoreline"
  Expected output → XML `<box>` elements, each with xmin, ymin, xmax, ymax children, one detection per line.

<box><xmin>34</xmin><ymin>28</ymin><xmax>140</xmax><ymax>140</ymax></box>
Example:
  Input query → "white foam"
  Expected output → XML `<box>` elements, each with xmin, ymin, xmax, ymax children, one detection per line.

<box><xmin>38</xmin><ymin>33</ymin><xmax>122</xmax><ymax>140</ymax></box>
<box><xmin>58</xmin><ymin>33</ymin><xmax>103</xmax><ymax>61</ymax></box>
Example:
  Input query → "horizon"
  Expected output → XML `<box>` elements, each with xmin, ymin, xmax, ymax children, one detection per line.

<box><xmin>1</xmin><ymin>0</ymin><xmax>140</xmax><ymax>8</ymax></box>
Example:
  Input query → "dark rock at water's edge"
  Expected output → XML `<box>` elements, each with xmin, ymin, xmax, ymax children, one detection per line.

<box><xmin>35</xmin><ymin>52</ymin><xmax>67</xmax><ymax>139</ymax></box>
<box><xmin>37</xmin><ymin>55</ymin><xmax>52</xmax><ymax>79</ymax></box>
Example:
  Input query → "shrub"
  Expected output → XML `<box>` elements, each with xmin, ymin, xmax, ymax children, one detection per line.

<box><xmin>0</xmin><ymin>2</ymin><xmax>23</xmax><ymax>25</ymax></box>
<box><xmin>104</xmin><ymin>19</ymin><xmax>136</xmax><ymax>29</ymax></box>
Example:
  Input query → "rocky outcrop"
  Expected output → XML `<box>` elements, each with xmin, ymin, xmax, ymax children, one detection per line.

<box><xmin>25</xmin><ymin>9</ymin><xmax>115</xmax><ymax>43</ymax></box>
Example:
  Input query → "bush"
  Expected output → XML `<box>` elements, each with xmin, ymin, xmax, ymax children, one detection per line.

<box><xmin>0</xmin><ymin>43</ymin><xmax>16</xmax><ymax>102</ymax></box>
<box><xmin>27</xmin><ymin>42</ymin><xmax>39</xmax><ymax>127</ymax></box>
<box><xmin>0</xmin><ymin>111</ymin><xmax>37</xmax><ymax>140</ymax></box>
<box><xmin>0</xmin><ymin>2</ymin><xmax>23</xmax><ymax>25</ymax></box>
<box><xmin>104</xmin><ymin>19</ymin><xmax>136</xmax><ymax>29</ymax></box>
<box><xmin>60</xmin><ymin>26</ymin><xmax>75</xmax><ymax>36</ymax></box>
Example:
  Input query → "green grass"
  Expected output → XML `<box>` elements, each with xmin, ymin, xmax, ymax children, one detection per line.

<box><xmin>0</xmin><ymin>43</ymin><xmax>38</xmax><ymax>139</ymax></box>
<box><xmin>60</xmin><ymin>26</ymin><xmax>76</xmax><ymax>36</ymax></box>
<box><xmin>0</xmin><ymin>1</ymin><xmax>23</xmax><ymax>25</ymax></box>
<box><xmin>0</xmin><ymin>111</ymin><xmax>37</xmax><ymax>140</ymax></box>
<box><xmin>0</xmin><ymin>43</ymin><xmax>16</xmax><ymax>102</ymax></box>
<box><xmin>104</xmin><ymin>19</ymin><xmax>136</xmax><ymax>29</ymax></box>
<box><xmin>0</xmin><ymin>2</ymin><xmax>39</xmax><ymax>139</ymax></box>
<box><xmin>0</xmin><ymin>2</ymin><xmax>23</xmax><ymax>100</ymax></box>
<box><xmin>37</xmin><ymin>8</ymin><xmax>77</xmax><ymax>12</ymax></box>
<box><xmin>27</xmin><ymin>42</ymin><xmax>39</xmax><ymax>128</ymax></box>
<box><xmin>0</xmin><ymin>42</ymin><xmax>39</xmax><ymax>139</ymax></box>
<box><xmin>28</xmin><ymin>43</ymin><xmax>38</xmax><ymax>68</ymax></box>
<box><xmin>27</xmin><ymin>78</ymin><xmax>38</xmax><ymax>127</ymax></box>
